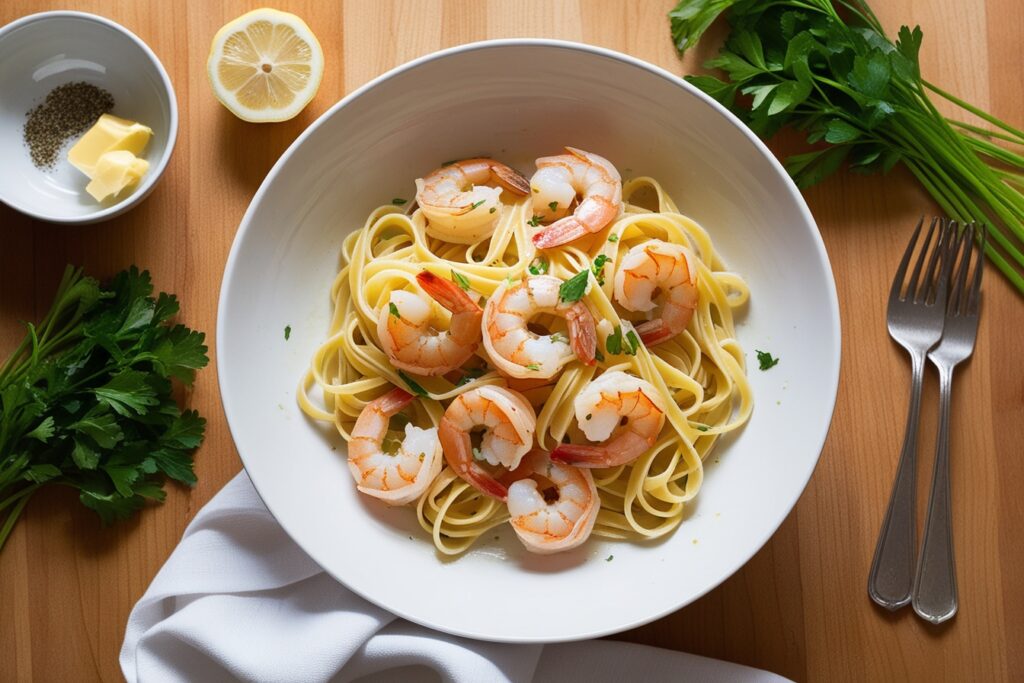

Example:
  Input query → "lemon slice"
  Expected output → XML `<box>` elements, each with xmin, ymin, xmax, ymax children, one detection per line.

<box><xmin>208</xmin><ymin>8</ymin><xmax>324</xmax><ymax>123</ymax></box>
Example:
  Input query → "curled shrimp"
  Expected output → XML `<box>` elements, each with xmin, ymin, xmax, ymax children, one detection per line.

<box><xmin>415</xmin><ymin>158</ymin><xmax>530</xmax><ymax>244</ymax></box>
<box><xmin>439</xmin><ymin>386</ymin><xmax>537</xmax><ymax>500</ymax></box>
<box><xmin>349</xmin><ymin>388</ymin><xmax>443</xmax><ymax>505</ymax></box>
<box><xmin>551</xmin><ymin>371</ymin><xmax>666</xmax><ymax>468</ymax></box>
<box><xmin>506</xmin><ymin>449</ymin><xmax>599</xmax><ymax>554</ymax></box>
<box><xmin>613</xmin><ymin>240</ymin><xmax>698</xmax><ymax>346</ymax></box>
<box><xmin>531</xmin><ymin>147</ymin><xmax>623</xmax><ymax>249</ymax></box>
<box><xmin>482</xmin><ymin>275</ymin><xmax>597</xmax><ymax>379</ymax></box>
<box><xmin>378</xmin><ymin>271</ymin><xmax>483</xmax><ymax>377</ymax></box>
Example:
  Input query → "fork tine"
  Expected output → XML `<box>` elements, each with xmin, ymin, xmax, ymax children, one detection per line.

<box><xmin>908</xmin><ymin>217</ymin><xmax>938</xmax><ymax>302</ymax></box>
<box><xmin>948</xmin><ymin>223</ymin><xmax>973</xmax><ymax>315</ymax></box>
<box><xmin>923</xmin><ymin>219</ymin><xmax>951</xmax><ymax>304</ymax></box>
<box><xmin>967</xmin><ymin>224</ymin><xmax>986</xmax><ymax>314</ymax></box>
<box><xmin>891</xmin><ymin>216</ymin><xmax>925</xmax><ymax>301</ymax></box>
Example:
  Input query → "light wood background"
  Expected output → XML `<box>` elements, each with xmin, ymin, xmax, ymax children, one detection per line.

<box><xmin>1</xmin><ymin>1</ymin><xmax>1021</xmax><ymax>680</ymax></box>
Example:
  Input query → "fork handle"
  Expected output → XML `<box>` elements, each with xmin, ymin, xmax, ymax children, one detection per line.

<box><xmin>913</xmin><ymin>364</ymin><xmax>958</xmax><ymax>623</ymax></box>
<box><xmin>868</xmin><ymin>350</ymin><xmax>925</xmax><ymax>610</ymax></box>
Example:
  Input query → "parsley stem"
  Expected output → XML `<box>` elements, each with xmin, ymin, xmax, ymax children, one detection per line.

<box><xmin>950</xmin><ymin>120</ymin><xmax>1024</xmax><ymax>148</ymax></box>
<box><xmin>0</xmin><ymin>485</ymin><xmax>36</xmax><ymax>552</ymax></box>
<box><xmin>923</xmin><ymin>80</ymin><xmax>1024</xmax><ymax>143</ymax></box>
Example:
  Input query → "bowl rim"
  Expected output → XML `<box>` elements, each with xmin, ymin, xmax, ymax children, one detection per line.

<box><xmin>0</xmin><ymin>10</ymin><xmax>179</xmax><ymax>225</ymax></box>
<box><xmin>217</xmin><ymin>38</ymin><xmax>843</xmax><ymax>642</ymax></box>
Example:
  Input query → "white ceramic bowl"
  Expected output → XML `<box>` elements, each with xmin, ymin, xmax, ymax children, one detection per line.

<box><xmin>218</xmin><ymin>40</ymin><xmax>841</xmax><ymax>642</ymax></box>
<box><xmin>0</xmin><ymin>11</ymin><xmax>177</xmax><ymax>224</ymax></box>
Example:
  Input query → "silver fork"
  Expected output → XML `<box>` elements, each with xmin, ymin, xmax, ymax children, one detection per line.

<box><xmin>912</xmin><ymin>223</ymin><xmax>985</xmax><ymax>624</ymax></box>
<box><xmin>868</xmin><ymin>217</ymin><xmax>955</xmax><ymax>610</ymax></box>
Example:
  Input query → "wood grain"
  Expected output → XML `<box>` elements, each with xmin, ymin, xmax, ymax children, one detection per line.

<box><xmin>1</xmin><ymin>1</ymin><xmax>1021</xmax><ymax>680</ymax></box>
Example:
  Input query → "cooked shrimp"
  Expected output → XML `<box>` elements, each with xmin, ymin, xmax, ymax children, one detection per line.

<box><xmin>349</xmin><ymin>387</ymin><xmax>443</xmax><ymax>505</ymax></box>
<box><xmin>506</xmin><ymin>449</ymin><xmax>599</xmax><ymax>554</ymax></box>
<box><xmin>439</xmin><ymin>386</ymin><xmax>536</xmax><ymax>500</ymax></box>
<box><xmin>613</xmin><ymin>240</ymin><xmax>698</xmax><ymax>346</ymax></box>
<box><xmin>415</xmin><ymin>158</ymin><xmax>530</xmax><ymax>244</ymax></box>
<box><xmin>482</xmin><ymin>275</ymin><xmax>597</xmax><ymax>379</ymax></box>
<box><xmin>378</xmin><ymin>271</ymin><xmax>483</xmax><ymax>377</ymax></box>
<box><xmin>551</xmin><ymin>371</ymin><xmax>666</xmax><ymax>468</ymax></box>
<box><xmin>531</xmin><ymin>147</ymin><xmax>623</xmax><ymax>249</ymax></box>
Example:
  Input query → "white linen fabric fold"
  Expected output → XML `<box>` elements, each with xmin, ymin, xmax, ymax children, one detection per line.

<box><xmin>121</xmin><ymin>472</ymin><xmax>791</xmax><ymax>683</ymax></box>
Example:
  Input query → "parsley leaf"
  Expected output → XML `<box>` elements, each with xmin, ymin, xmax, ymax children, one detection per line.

<box><xmin>606</xmin><ymin>327</ymin><xmax>623</xmax><ymax>355</ymax></box>
<box><xmin>391</xmin><ymin>197</ymin><xmax>407</xmax><ymax>205</ymax></box>
<box><xmin>756</xmin><ymin>349</ymin><xmax>780</xmax><ymax>371</ymax></box>
<box><xmin>525</xmin><ymin>363</ymin><xmax>540</xmax><ymax>371</ymax></box>
<box><xmin>397</xmin><ymin>370</ymin><xmax>429</xmax><ymax>397</ymax></box>
<box><xmin>284</xmin><ymin>325</ymin><xmax>291</xmax><ymax>340</ymax></box>
<box><xmin>592</xmin><ymin>254</ymin><xmax>610</xmax><ymax>285</ymax></box>
<box><xmin>528</xmin><ymin>258</ymin><xmax>549</xmax><ymax>275</ymax></box>
<box><xmin>558</xmin><ymin>271</ymin><xmax>589</xmax><ymax>302</ymax></box>
<box><xmin>451</xmin><ymin>270</ymin><xmax>471</xmax><ymax>291</ymax></box>
<box><xmin>548</xmin><ymin>201</ymin><xmax>559</xmax><ymax>212</ymax></box>
<box><xmin>625</xmin><ymin>330</ymin><xmax>641</xmax><ymax>356</ymax></box>
<box><xmin>607</xmin><ymin>233</ymin><xmax>619</xmax><ymax>243</ymax></box>
<box><xmin>470</xmin><ymin>200</ymin><xmax>486</xmax><ymax>210</ymax></box>
<box><xmin>389</xmin><ymin>302</ymin><xmax>401</xmax><ymax>319</ymax></box>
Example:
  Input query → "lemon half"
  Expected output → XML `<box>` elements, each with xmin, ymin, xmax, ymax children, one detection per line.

<box><xmin>208</xmin><ymin>8</ymin><xmax>324</xmax><ymax>123</ymax></box>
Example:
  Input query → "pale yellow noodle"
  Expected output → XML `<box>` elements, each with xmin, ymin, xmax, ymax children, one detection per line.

<box><xmin>299</xmin><ymin>180</ymin><xmax>753</xmax><ymax>555</ymax></box>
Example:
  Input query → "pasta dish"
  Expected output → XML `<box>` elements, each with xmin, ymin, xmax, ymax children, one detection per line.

<box><xmin>299</xmin><ymin>147</ymin><xmax>751</xmax><ymax>555</ymax></box>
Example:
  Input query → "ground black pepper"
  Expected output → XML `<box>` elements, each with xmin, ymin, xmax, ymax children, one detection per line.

<box><xmin>23</xmin><ymin>82</ymin><xmax>114</xmax><ymax>169</ymax></box>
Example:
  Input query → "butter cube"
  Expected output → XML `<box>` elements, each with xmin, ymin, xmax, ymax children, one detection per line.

<box><xmin>68</xmin><ymin>114</ymin><xmax>152</xmax><ymax>177</ymax></box>
<box><xmin>85</xmin><ymin>151</ymin><xmax>150</xmax><ymax>202</ymax></box>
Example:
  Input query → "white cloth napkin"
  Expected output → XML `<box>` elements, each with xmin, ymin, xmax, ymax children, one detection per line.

<box><xmin>120</xmin><ymin>472</ymin><xmax>791</xmax><ymax>683</ymax></box>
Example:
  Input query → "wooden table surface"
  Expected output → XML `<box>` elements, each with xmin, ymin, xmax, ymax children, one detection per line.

<box><xmin>1</xmin><ymin>1</ymin><xmax>1021</xmax><ymax>680</ymax></box>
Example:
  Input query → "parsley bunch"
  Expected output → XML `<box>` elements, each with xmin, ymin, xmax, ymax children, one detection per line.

<box><xmin>0</xmin><ymin>266</ymin><xmax>208</xmax><ymax>551</ymax></box>
<box><xmin>671</xmin><ymin>0</ymin><xmax>1024</xmax><ymax>293</ymax></box>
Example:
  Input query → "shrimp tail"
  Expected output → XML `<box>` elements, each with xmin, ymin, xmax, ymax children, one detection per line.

<box><xmin>374</xmin><ymin>387</ymin><xmax>416</xmax><ymax>414</ymax></box>
<box><xmin>566</xmin><ymin>306</ymin><xmax>597</xmax><ymax>366</ymax></box>
<box><xmin>491</xmin><ymin>163</ymin><xmax>531</xmax><ymax>195</ymax></box>
<box><xmin>416</xmin><ymin>271</ymin><xmax>481</xmax><ymax>313</ymax></box>
<box><xmin>550</xmin><ymin>444</ymin><xmax>610</xmax><ymax>467</ymax></box>
<box><xmin>635</xmin><ymin>319</ymin><xmax>675</xmax><ymax>346</ymax></box>
<box><xmin>532</xmin><ymin>216</ymin><xmax>590</xmax><ymax>249</ymax></box>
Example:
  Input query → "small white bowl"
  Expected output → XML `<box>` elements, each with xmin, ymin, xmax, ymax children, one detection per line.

<box><xmin>0</xmin><ymin>11</ymin><xmax>177</xmax><ymax>224</ymax></box>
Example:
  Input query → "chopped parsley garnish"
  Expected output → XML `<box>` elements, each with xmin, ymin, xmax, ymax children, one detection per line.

<box><xmin>549</xmin><ymin>331</ymin><xmax>568</xmax><ymax>344</ymax></box>
<box><xmin>695</xmin><ymin>424</ymin><xmax>709</xmax><ymax>432</ymax></box>
<box><xmin>527</xmin><ymin>215</ymin><xmax>543</xmax><ymax>227</ymax></box>
<box><xmin>585</xmin><ymin>413</ymin><xmax>593</xmax><ymax>421</ymax></box>
<box><xmin>451</xmin><ymin>270</ymin><xmax>471</xmax><ymax>291</ymax></box>
<box><xmin>456</xmin><ymin>367</ymin><xmax>485</xmax><ymax>386</ymax></box>
<box><xmin>528</xmin><ymin>258</ymin><xmax>549</xmax><ymax>275</ymax></box>
<box><xmin>756</xmin><ymin>350</ymin><xmax>780</xmax><ymax>371</ymax></box>
<box><xmin>606</xmin><ymin>326</ymin><xmax>623</xmax><ymax>355</ymax></box>
<box><xmin>607</xmin><ymin>233</ymin><xmax>619</xmax><ymax>243</ymax></box>
<box><xmin>625</xmin><ymin>330</ymin><xmax>641</xmax><ymax>356</ymax></box>
<box><xmin>525</xmin><ymin>363</ymin><xmax>540</xmax><ymax>371</ymax></box>
<box><xmin>489</xmin><ymin>207</ymin><xmax>496</xmax><ymax>214</ymax></box>
<box><xmin>605</xmin><ymin>555</ymin><xmax>614</xmax><ymax>562</ymax></box>
<box><xmin>397</xmin><ymin>370</ymin><xmax>428</xmax><ymax>397</ymax></box>
<box><xmin>284</xmin><ymin>325</ymin><xmax>291</xmax><ymax>340</ymax></box>
<box><xmin>558</xmin><ymin>270</ymin><xmax>589</xmax><ymax>302</ymax></box>
<box><xmin>470</xmin><ymin>200</ymin><xmax>485</xmax><ymax>210</ymax></box>
<box><xmin>548</xmin><ymin>201</ymin><xmax>559</xmax><ymax>212</ymax></box>
<box><xmin>591</xmin><ymin>254</ymin><xmax>610</xmax><ymax>285</ymax></box>
<box><xmin>594</xmin><ymin>349</ymin><xmax>605</xmax><ymax>362</ymax></box>
<box><xmin>391</xmin><ymin>197</ymin><xmax>407</xmax><ymax>205</ymax></box>
<box><xmin>388</xmin><ymin>302</ymin><xmax>401</xmax><ymax>319</ymax></box>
